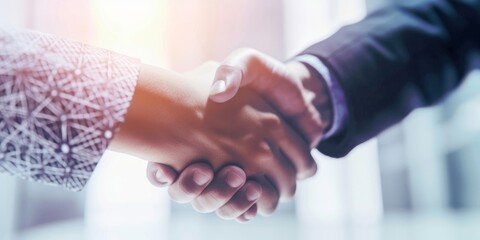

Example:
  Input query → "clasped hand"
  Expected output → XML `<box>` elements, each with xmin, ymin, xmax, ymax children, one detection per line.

<box><xmin>110</xmin><ymin>49</ymin><xmax>332</xmax><ymax>222</ymax></box>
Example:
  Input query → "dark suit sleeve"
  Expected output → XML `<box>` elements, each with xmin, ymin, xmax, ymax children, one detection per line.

<box><xmin>301</xmin><ymin>0</ymin><xmax>480</xmax><ymax>157</ymax></box>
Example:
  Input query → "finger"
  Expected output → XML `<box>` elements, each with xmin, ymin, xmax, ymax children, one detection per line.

<box><xmin>236</xmin><ymin>204</ymin><xmax>258</xmax><ymax>223</ymax></box>
<box><xmin>274</xmin><ymin>119</ymin><xmax>318</xmax><ymax>180</ymax></box>
<box><xmin>216</xmin><ymin>181</ymin><xmax>262</xmax><ymax>220</ymax></box>
<box><xmin>293</xmin><ymin>102</ymin><xmax>332</xmax><ymax>148</ymax></box>
<box><xmin>168</xmin><ymin>163</ymin><xmax>214</xmax><ymax>204</ymax></box>
<box><xmin>209</xmin><ymin>48</ymin><xmax>280</xmax><ymax>103</ymax></box>
<box><xmin>267</xmin><ymin>149</ymin><xmax>297</xmax><ymax>202</ymax></box>
<box><xmin>256</xmin><ymin>141</ymin><xmax>297</xmax><ymax>202</ymax></box>
<box><xmin>260</xmin><ymin>112</ymin><xmax>317</xmax><ymax>180</ymax></box>
<box><xmin>146</xmin><ymin>162</ymin><xmax>178</xmax><ymax>187</ymax></box>
<box><xmin>255</xmin><ymin>176</ymin><xmax>280</xmax><ymax>216</ymax></box>
<box><xmin>192</xmin><ymin>165</ymin><xmax>247</xmax><ymax>213</ymax></box>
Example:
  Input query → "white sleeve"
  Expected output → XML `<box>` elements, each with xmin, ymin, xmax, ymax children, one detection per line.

<box><xmin>0</xmin><ymin>29</ymin><xmax>140</xmax><ymax>191</ymax></box>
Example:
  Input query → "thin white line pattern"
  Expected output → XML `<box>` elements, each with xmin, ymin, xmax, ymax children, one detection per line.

<box><xmin>0</xmin><ymin>29</ymin><xmax>139</xmax><ymax>191</ymax></box>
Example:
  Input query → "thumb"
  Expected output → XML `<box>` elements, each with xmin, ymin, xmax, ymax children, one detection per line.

<box><xmin>209</xmin><ymin>48</ymin><xmax>267</xmax><ymax>103</ymax></box>
<box><xmin>209</xmin><ymin>65</ymin><xmax>243</xmax><ymax>103</ymax></box>
<box><xmin>146</xmin><ymin>162</ymin><xmax>178</xmax><ymax>187</ymax></box>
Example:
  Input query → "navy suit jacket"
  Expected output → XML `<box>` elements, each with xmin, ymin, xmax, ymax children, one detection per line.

<box><xmin>303</xmin><ymin>0</ymin><xmax>480</xmax><ymax>157</ymax></box>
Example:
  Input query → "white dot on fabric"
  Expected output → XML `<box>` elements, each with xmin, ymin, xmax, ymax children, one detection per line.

<box><xmin>104</xmin><ymin>130</ymin><xmax>112</xmax><ymax>139</ymax></box>
<box><xmin>0</xmin><ymin>30</ymin><xmax>140</xmax><ymax>191</ymax></box>
<box><xmin>61</xmin><ymin>144</ymin><xmax>70</xmax><ymax>154</ymax></box>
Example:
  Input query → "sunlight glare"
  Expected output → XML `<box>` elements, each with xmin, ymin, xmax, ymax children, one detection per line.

<box><xmin>93</xmin><ymin>0</ymin><xmax>162</xmax><ymax>35</ymax></box>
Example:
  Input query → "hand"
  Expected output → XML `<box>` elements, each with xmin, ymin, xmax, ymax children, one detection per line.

<box><xmin>147</xmin><ymin>50</ymin><xmax>333</xmax><ymax>221</ymax></box>
<box><xmin>209</xmin><ymin>48</ymin><xmax>333</xmax><ymax>147</ymax></box>
<box><xmin>109</xmin><ymin>62</ymin><xmax>315</xmax><ymax>214</ymax></box>
<box><xmin>147</xmin><ymin>162</ymin><xmax>277</xmax><ymax>223</ymax></box>
<box><xmin>144</xmin><ymin>63</ymin><xmax>299</xmax><ymax>222</ymax></box>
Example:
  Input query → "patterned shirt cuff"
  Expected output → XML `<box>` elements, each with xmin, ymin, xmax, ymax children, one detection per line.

<box><xmin>295</xmin><ymin>55</ymin><xmax>348</xmax><ymax>140</ymax></box>
<box><xmin>0</xmin><ymin>29</ymin><xmax>140</xmax><ymax>191</ymax></box>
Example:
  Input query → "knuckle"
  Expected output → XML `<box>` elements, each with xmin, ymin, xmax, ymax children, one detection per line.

<box><xmin>263</xmin><ymin>113</ymin><xmax>282</xmax><ymax>127</ymax></box>
<box><xmin>257</xmin><ymin>141</ymin><xmax>271</xmax><ymax>154</ymax></box>
<box><xmin>261</xmin><ymin>114</ymin><xmax>284</xmax><ymax>136</ymax></box>
<box><xmin>243</xmin><ymin>139</ymin><xmax>273</xmax><ymax>163</ymax></box>
<box><xmin>253</xmin><ymin>143</ymin><xmax>273</xmax><ymax>164</ymax></box>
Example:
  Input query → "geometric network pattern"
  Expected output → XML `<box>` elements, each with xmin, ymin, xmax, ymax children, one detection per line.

<box><xmin>0</xmin><ymin>29</ymin><xmax>140</xmax><ymax>191</ymax></box>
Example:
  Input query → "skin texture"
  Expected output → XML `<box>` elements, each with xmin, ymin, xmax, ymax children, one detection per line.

<box><xmin>210</xmin><ymin>48</ymin><xmax>332</xmax><ymax>147</ymax></box>
<box><xmin>147</xmin><ymin>49</ymin><xmax>333</xmax><ymax>222</ymax></box>
<box><xmin>109</xmin><ymin>61</ymin><xmax>317</xmax><ymax>221</ymax></box>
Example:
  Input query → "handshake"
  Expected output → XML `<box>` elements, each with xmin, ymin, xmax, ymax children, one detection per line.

<box><xmin>3</xmin><ymin>1</ymin><xmax>472</xmax><ymax>223</ymax></box>
<box><xmin>109</xmin><ymin>48</ymin><xmax>333</xmax><ymax>223</ymax></box>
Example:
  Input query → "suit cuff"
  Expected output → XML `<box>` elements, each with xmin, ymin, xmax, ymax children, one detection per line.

<box><xmin>295</xmin><ymin>55</ymin><xmax>348</xmax><ymax>140</ymax></box>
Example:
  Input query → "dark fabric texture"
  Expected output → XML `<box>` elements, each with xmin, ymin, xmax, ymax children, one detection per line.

<box><xmin>301</xmin><ymin>0</ymin><xmax>480</xmax><ymax>157</ymax></box>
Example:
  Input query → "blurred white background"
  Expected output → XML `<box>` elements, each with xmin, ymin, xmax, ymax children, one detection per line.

<box><xmin>1</xmin><ymin>0</ymin><xmax>480</xmax><ymax>240</ymax></box>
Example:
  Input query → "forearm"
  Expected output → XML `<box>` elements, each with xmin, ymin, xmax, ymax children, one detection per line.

<box><xmin>0</xmin><ymin>29</ymin><xmax>140</xmax><ymax>190</ymax></box>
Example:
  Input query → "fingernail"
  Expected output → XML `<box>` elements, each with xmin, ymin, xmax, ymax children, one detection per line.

<box><xmin>193</xmin><ymin>170</ymin><xmax>210</xmax><ymax>186</ymax></box>
<box><xmin>155</xmin><ymin>170</ymin><xmax>172</xmax><ymax>185</ymax></box>
<box><xmin>209</xmin><ymin>80</ymin><xmax>227</xmax><ymax>96</ymax></box>
<box><xmin>246</xmin><ymin>185</ymin><xmax>261</xmax><ymax>201</ymax></box>
<box><xmin>226</xmin><ymin>172</ymin><xmax>244</xmax><ymax>188</ymax></box>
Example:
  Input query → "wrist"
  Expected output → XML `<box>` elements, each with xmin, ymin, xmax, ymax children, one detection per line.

<box><xmin>109</xmin><ymin>64</ymin><xmax>205</xmax><ymax>158</ymax></box>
